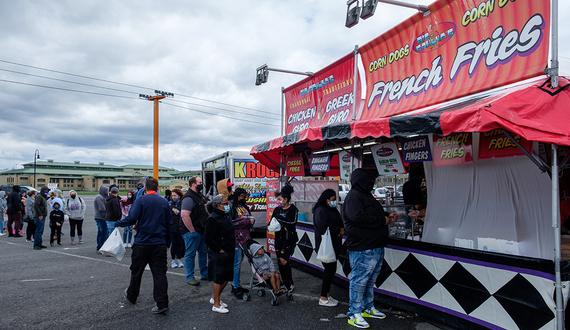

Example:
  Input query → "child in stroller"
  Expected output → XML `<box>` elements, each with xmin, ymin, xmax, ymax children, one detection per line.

<box><xmin>249</xmin><ymin>243</ymin><xmax>286</xmax><ymax>295</ymax></box>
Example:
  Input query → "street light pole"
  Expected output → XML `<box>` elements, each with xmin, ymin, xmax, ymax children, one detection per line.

<box><xmin>140</xmin><ymin>91</ymin><xmax>173</xmax><ymax>181</ymax></box>
<box><xmin>34</xmin><ymin>149</ymin><xmax>40</xmax><ymax>189</ymax></box>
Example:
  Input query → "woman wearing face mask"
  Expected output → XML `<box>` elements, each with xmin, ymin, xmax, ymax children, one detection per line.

<box><xmin>229</xmin><ymin>188</ymin><xmax>254</xmax><ymax>298</ymax></box>
<box><xmin>121</xmin><ymin>190</ymin><xmax>135</xmax><ymax>248</ymax></box>
<box><xmin>313</xmin><ymin>189</ymin><xmax>345</xmax><ymax>307</ymax></box>
<box><xmin>169</xmin><ymin>189</ymin><xmax>185</xmax><ymax>268</ymax></box>
<box><xmin>204</xmin><ymin>194</ymin><xmax>235</xmax><ymax>313</ymax></box>
<box><xmin>271</xmin><ymin>184</ymin><xmax>298</xmax><ymax>292</ymax></box>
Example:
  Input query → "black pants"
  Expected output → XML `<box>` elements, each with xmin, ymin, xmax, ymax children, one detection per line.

<box><xmin>26</xmin><ymin>219</ymin><xmax>36</xmax><ymax>240</ymax></box>
<box><xmin>69</xmin><ymin>219</ymin><xmax>83</xmax><ymax>238</ymax></box>
<box><xmin>126</xmin><ymin>244</ymin><xmax>169</xmax><ymax>309</ymax></box>
<box><xmin>321</xmin><ymin>262</ymin><xmax>337</xmax><ymax>297</ymax></box>
<box><xmin>50</xmin><ymin>222</ymin><xmax>62</xmax><ymax>244</ymax></box>
<box><xmin>275</xmin><ymin>239</ymin><xmax>295</xmax><ymax>286</ymax></box>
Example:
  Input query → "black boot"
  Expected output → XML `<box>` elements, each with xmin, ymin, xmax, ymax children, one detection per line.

<box><xmin>232</xmin><ymin>285</ymin><xmax>244</xmax><ymax>299</ymax></box>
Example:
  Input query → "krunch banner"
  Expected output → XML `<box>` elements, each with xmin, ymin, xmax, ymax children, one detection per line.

<box><xmin>284</xmin><ymin>53</ymin><xmax>360</xmax><ymax>134</ymax></box>
<box><xmin>233</xmin><ymin>159</ymin><xmax>279</xmax><ymax>212</ymax></box>
<box><xmin>358</xmin><ymin>0</ymin><xmax>550</xmax><ymax>119</ymax></box>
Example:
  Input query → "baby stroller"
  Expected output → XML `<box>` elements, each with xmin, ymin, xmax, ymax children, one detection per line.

<box><xmin>238</xmin><ymin>238</ymin><xmax>293</xmax><ymax>306</ymax></box>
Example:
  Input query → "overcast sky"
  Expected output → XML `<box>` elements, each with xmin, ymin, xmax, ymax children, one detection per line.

<box><xmin>1</xmin><ymin>1</ymin><xmax>570</xmax><ymax>172</ymax></box>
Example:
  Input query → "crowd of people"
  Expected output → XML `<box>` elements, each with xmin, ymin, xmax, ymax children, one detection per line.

<box><xmin>1</xmin><ymin>170</ymin><xmax>396</xmax><ymax>327</ymax></box>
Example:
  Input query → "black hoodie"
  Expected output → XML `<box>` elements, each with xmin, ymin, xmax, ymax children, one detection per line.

<box><xmin>342</xmin><ymin>168</ymin><xmax>388</xmax><ymax>251</ymax></box>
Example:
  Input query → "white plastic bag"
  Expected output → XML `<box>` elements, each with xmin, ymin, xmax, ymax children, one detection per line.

<box><xmin>317</xmin><ymin>228</ymin><xmax>336</xmax><ymax>263</ymax></box>
<box><xmin>267</xmin><ymin>217</ymin><xmax>281</xmax><ymax>232</ymax></box>
<box><xmin>99</xmin><ymin>227</ymin><xmax>126</xmax><ymax>261</ymax></box>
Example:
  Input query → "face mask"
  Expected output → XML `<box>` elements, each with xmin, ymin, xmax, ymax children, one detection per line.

<box><xmin>172</xmin><ymin>197</ymin><xmax>180</xmax><ymax>202</ymax></box>
<box><xmin>224</xmin><ymin>205</ymin><xmax>230</xmax><ymax>213</ymax></box>
<box><xmin>277</xmin><ymin>201</ymin><xmax>284</xmax><ymax>207</ymax></box>
<box><xmin>196</xmin><ymin>184</ymin><xmax>204</xmax><ymax>192</ymax></box>
<box><xmin>238</xmin><ymin>199</ymin><xmax>247</xmax><ymax>206</ymax></box>
<box><xmin>127</xmin><ymin>195</ymin><xmax>132</xmax><ymax>199</ymax></box>
<box><xmin>54</xmin><ymin>205</ymin><xmax>60</xmax><ymax>210</ymax></box>
<box><xmin>70</xmin><ymin>194</ymin><xmax>76</xmax><ymax>199</ymax></box>
<box><xmin>329</xmin><ymin>201</ymin><xmax>337</xmax><ymax>208</ymax></box>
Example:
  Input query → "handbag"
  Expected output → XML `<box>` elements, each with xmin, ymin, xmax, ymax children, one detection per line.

<box><xmin>317</xmin><ymin>228</ymin><xmax>336</xmax><ymax>263</ymax></box>
<box><xmin>99</xmin><ymin>227</ymin><xmax>126</xmax><ymax>261</ymax></box>
<box><xmin>267</xmin><ymin>217</ymin><xmax>281</xmax><ymax>232</ymax></box>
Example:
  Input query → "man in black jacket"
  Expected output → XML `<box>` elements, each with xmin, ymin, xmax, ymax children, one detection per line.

<box><xmin>105</xmin><ymin>187</ymin><xmax>122</xmax><ymax>238</ymax></box>
<box><xmin>7</xmin><ymin>185</ymin><xmax>23</xmax><ymax>237</ymax></box>
<box><xmin>343</xmin><ymin>168</ymin><xmax>397</xmax><ymax>329</ymax></box>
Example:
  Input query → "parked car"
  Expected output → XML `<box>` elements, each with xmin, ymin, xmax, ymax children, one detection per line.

<box><xmin>372</xmin><ymin>187</ymin><xmax>388</xmax><ymax>202</ymax></box>
<box><xmin>338</xmin><ymin>184</ymin><xmax>350</xmax><ymax>201</ymax></box>
<box><xmin>0</xmin><ymin>185</ymin><xmax>38</xmax><ymax>194</ymax></box>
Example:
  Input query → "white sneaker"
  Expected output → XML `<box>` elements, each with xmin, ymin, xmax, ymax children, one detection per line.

<box><xmin>127</xmin><ymin>243</ymin><xmax>132</xmax><ymax>248</ymax></box>
<box><xmin>348</xmin><ymin>313</ymin><xmax>370</xmax><ymax>328</ymax></box>
<box><xmin>319</xmin><ymin>298</ymin><xmax>338</xmax><ymax>307</ymax></box>
<box><xmin>327</xmin><ymin>296</ymin><xmax>338</xmax><ymax>305</ymax></box>
<box><xmin>362</xmin><ymin>307</ymin><xmax>386</xmax><ymax>319</ymax></box>
<box><xmin>212</xmin><ymin>305</ymin><xmax>229</xmax><ymax>313</ymax></box>
<box><xmin>177</xmin><ymin>260</ymin><xmax>184</xmax><ymax>268</ymax></box>
<box><xmin>171</xmin><ymin>261</ymin><xmax>178</xmax><ymax>268</ymax></box>
<box><xmin>209</xmin><ymin>297</ymin><xmax>227</xmax><ymax>307</ymax></box>
<box><xmin>123</xmin><ymin>243</ymin><xmax>127</xmax><ymax>248</ymax></box>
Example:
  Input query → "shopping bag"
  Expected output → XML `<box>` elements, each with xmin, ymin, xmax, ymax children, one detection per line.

<box><xmin>99</xmin><ymin>227</ymin><xmax>126</xmax><ymax>261</ymax></box>
<box><xmin>317</xmin><ymin>228</ymin><xmax>336</xmax><ymax>263</ymax></box>
<box><xmin>267</xmin><ymin>217</ymin><xmax>281</xmax><ymax>232</ymax></box>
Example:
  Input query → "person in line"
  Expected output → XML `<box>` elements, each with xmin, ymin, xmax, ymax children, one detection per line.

<box><xmin>121</xmin><ymin>190</ymin><xmax>135</xmax><ymax>248</ymax></box>
<box><xmin>250</xmin><ymin>243</ymin><xmax>283</xmax><ymax>295</ymax></box>
<box><xmin>65</xmin><ymin>190</ymin><xmax>86</xmax><ymax>245</ymax></box>
<box><xmin>230</xmin><ymin>188</ymin><xmax>253</xmax><ymax>298</ymax></box>
<box><xmin>135</xmin><ymin>182</ymin><xmax>144</xmax><ymax>199</ymax></box>
<box><xmin>313</xmin><ymin>189</ymin><xmax>344</xmax><ymax>307</ymax></box>
<box><xmin>49</xmin><ymin>201</ymin><xmax>65</xmax><ymax>246</ymax></box>
<box><xmin>33</xmin><ymin>187</ymin><xmax>50</xmax><ymax>250</ymax></box>
<box><xmin>271</xmin><ymin>184</ymin><xmax>298</xmax><ymax>292</ymax></box>
<box><xmin>94</xmin><ymin>186</ymin><xmax>108</xmax><ymax>252</ymax></box>
<box><xmin>25</xmin><ymin>190</ymin><xmax>37</xmax><ymax>242</ymax></box>
<box><xmin>204</xmin><ymin>194</ymin><xmax>235</xmax><ymax>314</ymax></box>
<box><xmin>343</xmin><ymin>168</ymin><xmax>398</xmax><ymax>329</ymax></box>
<box><xmin>19</xmin><ymin>191</ymin><xmax>27</xmax><ymax>235</ymax></box>
<box><xmin>169</xmin><ymin>189</ymin><xmax>185</xmax><ymax>268</ymax></box>
<box><xmin>181</xmin><ymin>176</ymin><xmax>209</xmax><ymax>286</ymax></box>
<box><xmin>164</xmin><ymin>189</ymin><xmax>172</xmax><ymax>202</ymax></box>
<box><xmin>0</xmin><ymin>190</ymin><xmax>6</xmax><ymax>236</ymax></box>
<box><xmin>402</xmin><ymin>167</ymin><xmax>427</xmax><ymax>227</ymax></box>
<box><xmin>105</xmin><ymin>186</ymin><xmax>122</xmax><ymax>238</ymax></box>
<box><xmin>6</xmin><ymin>185</ymin><xmax>24</xmax><ymax>237</ymax></box>
<box><xmin>116</xmin><ymin>177</ymin><xmax>172</xmax><ymax>314</ymax></box>
<box><xmin>216</xmin><ymin>178</ymin><xmax>233</xmax><ymax>199</ymax></box>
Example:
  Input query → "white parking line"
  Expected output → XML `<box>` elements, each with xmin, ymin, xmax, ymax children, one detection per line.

<box><xmin>21</xmin><ymin>279</ymin><xmax>55</xmax><ymax>282</ymax></box>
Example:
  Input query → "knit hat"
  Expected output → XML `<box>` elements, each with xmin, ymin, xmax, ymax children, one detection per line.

<box><xmin>110</xmin><ymin>187</ymin><xmax>119</xmax><ymax>193</ymax></box>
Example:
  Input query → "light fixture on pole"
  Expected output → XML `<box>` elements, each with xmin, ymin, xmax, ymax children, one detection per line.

<box><xmin>346</xmin><ymin>0</ymin><xmax>430</xmax><ymax>28</ymax></box>
<box><xmin>34</xmin><ymin>149</ymin><xmax>40</xmax><ymax>189</ymax></box>
<box><xmin>255</xmin><ymin>64</ymin><xmax>314</xmax><ymax>86</ymax></box>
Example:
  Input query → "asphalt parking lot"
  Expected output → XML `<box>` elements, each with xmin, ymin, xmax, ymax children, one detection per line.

<box><xmin>0</xmin><ymin>195</ymin><xmax>445</xmax><ymax>330</ymax></box>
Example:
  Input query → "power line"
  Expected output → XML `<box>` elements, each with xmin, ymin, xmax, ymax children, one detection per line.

<box><xmin>167</xmin><ymin>98</ymin><xmax>280</xmax><ymax>120</ymax></box>
<box><xmin>0</xmin><ymin>78</ymin><xmax>140</xmax><ymax>100</ymax></box>
<box><xmin>0</xmin><ymin>58</ymin><xmax>279</xmax><ymax>115</ymax></box>
<box><xmin>161</xmin><ymin>101</ymin><xmax>280</xmax><ymax>127</ymax></box>
<box><xmin>0</xmin><ymin>68</ymin><xmax>139</xmax><ymax>95</ymax></box>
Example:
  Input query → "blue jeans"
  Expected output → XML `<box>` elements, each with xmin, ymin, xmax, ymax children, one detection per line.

<box><xmin>232</xmin><ymin>246</ymin><xmax>243</xmax><ymax>288</ymax></box>
<box><xmin>348</xmin><ymin>247</ymin><xmax>385</xmax><ymax>317</ymax></box>
<box><xmin>123</xmin><ymin>225</ymin><xmax>133</xmax><ymax>244</ymax></box>
<box><xmin>106</xmin><ymin>221</ymin><xmax>116</xmax><ymax>238</ymax></box>
<box><xmin>34</xmin><ymin>217</ymin><xmax>46</xmax><ymax>247</ymax></box>
<box><xmin>95</xmin><ymin>219</ymin><xmax>107</xmax><ymax>251</ymax></box>
<box><xmin>182</xmin><ymin>231</ymin><xmax>208</xmax><ymax>281</ymax></box>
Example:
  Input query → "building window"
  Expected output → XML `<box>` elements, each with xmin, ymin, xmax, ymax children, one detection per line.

<box><xmin>20</xmin><ymin>177</ymin><xmax>28</xmax><ymax>180</ymax></box>
<box><xmin>38</xmin><ymin>179</ymin><xmax>45</xmax><ymax>183</ymax></box>
<box><xmin>103</xmin><ymin>180</ymin><xmax>110</xmax><ymax>184</ymax></box>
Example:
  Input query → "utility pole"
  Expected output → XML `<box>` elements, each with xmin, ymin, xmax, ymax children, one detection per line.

<box><xmin>140</xmin><ymin>90</ymin><xmax>173</xmax><ymax>181</ymax></box>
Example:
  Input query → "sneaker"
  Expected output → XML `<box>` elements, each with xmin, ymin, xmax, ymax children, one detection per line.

<box><xmin>209</xmin><ymin>297</ymin><xmax>228</xmax><ymax>307</ymax></box>
<box><xmin>40</xmin><ymin>245</ymin><xmax>47</xmax><ymax>249</ymax></box>
<box><xmin>212</xmin><ymin>305</ymin><xmax>229</xmax><ymax>314</ymax></box>
<box><xmin>71</xmin><ymin>241</ymin><xmax>75</xmax><ymax>245</ymax></box>
<box><xmin>286</xmin><ymin>284</ymin><xmax>295</xmax><ymax>292</ymax></box>
<box><xmin>14</xmin><ymin>234</ymin><xmax>23</xmax><ymax>238</ymax></box>
<box><xmin>123</xmin><ymin>243</ymin><xmax>127</xmax><ymax>248</ymax></box>
<box><xmin>124</xmin><ymin>288</ymin><xmax>135</xmax><ymax>305</ymax></box>
<box><xmin>171</xmin><ymin>261</ymin><xmax>178</xmax><ymax>268</ymax></box>
<box><xmin>151</xmin><ymin>305</ymin><xmax>169</xmax><ymax>314</ymax></box>
<box><xmin>362</xmin><ymin>307</ymin><xmax>386</xmax><ymax>319</ymax></box>
<box><xmin>319</xmin><ymin>298</ymin><xmax>338</xmax><ymax>307</ymax></box>
<box><xmin>201</xmin><ymin>276</ymin><xmax>208</xmax><ymax>281</ymax></box>
<box><xmin>0</xmin><ymin>233</ymin><xmax>4</xmax><ymax>236</ymax></box>
<box><xmin>145</xmin><ymin>264</ymin><xmax>150</xmax><ymax>270</ymax></box>
<box><xmin>19</xmin><ymin>230</ymin><xmax>25</xmax><ymax>234</ymax></box>
<box><xmin>79</xmin><ymin>240</ymin><xmax>83</xmax><ymax>244</ymax></box>
<box><xmin>34</xmin><ymin>246</ymin><xmax>42</xmax><ymax>250</ymax></box>
<box><xmin>127</xmin><ymin>243</ymin><xmax>132</xmax><ymax>248</ymax></box>
<box><xmin>26</xmin><ymin>239</ymin><xmax>31</xmax><ymax>243</ymax></box>
<box><xmin>187</xmin><ymin>279</ymin><xmax>200</xmax><ymax>286</ymax></box>
<box><xmin>328</xmin><ymin>296</ymin><xmax>338</xmax><ymax>305</ymax></box>
<box><xmin>50</xmin><ymin>243</ymin><xmax>54</xmax><ymax>246</ymax></box>
<box><xmin>177</xmin><ymin>260</ymin><xmax>184</xmax><ymax>268</ymax></box>
<box><xmin>348</xmin><ymin>313</ymin><xmax>370</xmax><ymax>329</ymax></box>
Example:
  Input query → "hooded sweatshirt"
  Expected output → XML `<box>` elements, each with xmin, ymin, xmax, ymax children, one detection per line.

<box><xmin>33</xmin><ymin>187</ymin><xmax>50</xmax><ymax>218</ymax></box>
<box><xmin>94</xmin><ymin>186</ymin><xmax>109</xmax><ymax>220</ymax></box>
<box><xmin>342</xmin><ymin>168</ymin><xmax>388</xmax><ymax>251</ymax></box>
<box><xmin>249</xmin><ymin>243</ymin><xmax>274</xmax><ymax>275</ymax></box>
<box><xmin>7</xmin><ymin>185</ymin><xmax>23</xmax><ymax>215</ymax></box>
<box><xmin>216</xmin><ymin>178</ymin><xmax>232</xmax><ymax>198</ymax></box>
<box><xmin>0</xmin><ymin>191</ymin><xmax>7</xmax><ymax>214</ymax></box>
<box><xmin>65</xmin><ymin>190</ymin><xmax>86</xmax><ymax>220</ymax></box>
